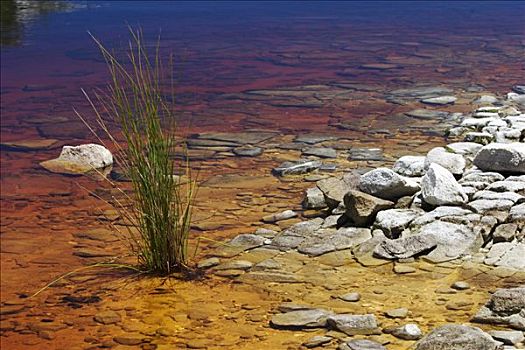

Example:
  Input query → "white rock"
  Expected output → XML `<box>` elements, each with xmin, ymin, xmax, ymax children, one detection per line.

<box><xmin>59</xmin><ymin>143</ymin><xmax>113</xmax><ymax>169</ymax></box>
<box><xmin>473</xmin><ymin>143</ymin><xmax>525</xmax><ymax>174</ymax></box>
<box><xmin>421</xmin><ymin>96</ymin><xmax>457</xmax><ymax>105</ymax></box>
<box><xmin>373</xmin><ymin>209</ymin><xmax>421</xmax><ymax>238</ymax></box>
<box><xmin>359</xmin><ymin>168</ymin><xmax>420</xmax><ymax>201</ymax></box>
<box><xmin>424</xmin><ymin>147</ymin><xmax>466</xmax><ymax>176</ymax></box>
<box><xmin>393</xmin><ymin>156</ymin><xmax>426</xmax><ymax>177</ymax></box>
<box><xmin>421</xmin><ymin>163</ymin><xmax>468</xmax><ymax>206</ymax></box>
<box><xmin>445</xmin><ymin>142</ymin><xmax>483</xmax><ymax>156</ymax></box>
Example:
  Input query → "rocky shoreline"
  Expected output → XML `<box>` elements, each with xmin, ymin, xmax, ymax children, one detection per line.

<box><xmin>206</xmin><ymin>86</ymin><xmax>525</xmax><ymax>349</ymax></box>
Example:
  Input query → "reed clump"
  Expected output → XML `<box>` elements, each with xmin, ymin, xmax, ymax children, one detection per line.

<box><xmin>78</xmin><ymin>29</ymin><xmax>197</xmax><ymax>275</ymax></box>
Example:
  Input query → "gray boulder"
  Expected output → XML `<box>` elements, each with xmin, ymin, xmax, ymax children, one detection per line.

<box><xmin>303</xmin><ymin>187</ymin><xmax>327</xmax><ymax>209</ymax></box>
<box><xmin>473</xmin><ymin>286</ymin><xmax>525</xmax><ymax>331</ymax></box>
<box><xmin>415</xmin><ymin>324</ymin><xmax>497</xmax><ymax>350</ymax></box>
<box><xmin>359</xmin><ymin>168</ymin><xmax>420</xmax><ymax>200</ymax></box>
<box><xmin>327</xmin><ymin>314</ymin><xmax>379</xmax><ymax>335</ymax></box>
<box><xmin>473</xmin><ymin>142</ymin><xmax>525</xmax><ymax>174</ymax></box>
<box><xmin>424</xmin><ymin>147</ymin><xmax>466</xmax><ymax>176</ymax></box>
<box><xmin>393</xmin><ymin>155</ymin><xmax>426</xmax><ymax>177</ymax></box>
<box><xmin>373</xmin><ymin>209</ymin><xmax>421</xmax><ymax>238</ymax></box>
<box><xmin>270</xmin><ymin>309</ymin><xmax>332</xmax><ymax>328</ymax></box>
<box><xmin>421</xmin><ymin>163</ymin><xmax>468</xmax><ymax>206</ymax></box>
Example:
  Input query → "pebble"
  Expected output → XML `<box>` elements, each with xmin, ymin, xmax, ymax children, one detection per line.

<box><xmin>385</xmin><ymin>307</ymin><xmax>408</xmax><ymax>319</ymax></box>
<box><xmin>93</xmin><ymin>311</ymin><xmax>121</xmax><ymax>325</ymax></box>
<box><xmin>451</xmin><ymin>281</ymin><xmax>470</xmax><ymax>290</ymax></box>
<box><xmin>339</xmin><ymin>292</ymin><xmax>361</xmax><ymax>302</ymax></box>
<box><xmin>393</xmin><ymin>265</ymin><xmax>416</xmax><ymax>274</ymax></box>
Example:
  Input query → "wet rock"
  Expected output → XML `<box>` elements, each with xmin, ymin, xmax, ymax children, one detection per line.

<box><xmin>41</xmin><ymin>143</ymin><xmax>113</xmax><ymax>175</ymax></box>
<box><xmin>473</xmin><ymin>286</ymin><xmax>525</xmax><ymax>330</ymax></box>
<box><xmin>214</xmin><ymin>260</ymin><xmax>253</xmax><ymax>271</ymax></box>
<box><xmin>197</xmin><ymin>257</ymin><xmax>220</xmax><ymax>269</ymax></box>
<box><xmin>263</xmin><ymin>210</ymin><xmax>298</xmax><ymax>223</ymax></box>
<box><xmin>228</xmin><ymin>234</ymin><xmax>266</xmax><ymax>250</ymax></box>
<box><xmin>94</xmin><ymin>310</ymin><xmax>121</xmax><ymax>325</ymax></box>
<box><xmin>303</xmin><ymin>187</ymin><xmax>327</xmax><ymax>209</ymax></box>
<box><xmin>302</xmin><ymin>147</ymin><xmax>337</xmax><ymax>158</ymax></box>
<box><xmin>393</xmin><ymin>155</ymin><xmax>426</xmax><ymax>177</ymax></box>
<box><xmin>295</xmin><ymin>134</ymin><xmax>337</xmax><ymax>144</ymax></box>
<box><xmin>421</xmin><ymin>95</ymin><xmax>457</xmax><ymax>105</ymax></box>
<box><xmin>195</xmin><ymin>131</ymin><xmax>276</xmax><ymax>144</ymax></box>
<box><xmin>338</xmin><ymin>339</ymin><xmax>386</xmax><ymax>350</ymax></box>
<box><xmin>1</xmin><ymin>138</ymin><xmax>59</xmax><ymax>151</ymax></box>
<box><xmin>405</xmin><ymin>109</ymin><xmax>449</xmax><ymax>120</ymax></box>
<box><xmin>373</xmin><ymin>208</ymin><xmax>421</xmax><ymax>238</ymax></box>
<box><xmin>415</xmin><ymin>324</ymin><xmax>497</xmax><ymax>350</ymax></box>
<box><xmin>270</xmin><ymin>309</ymin><xmax>332</xmax><ymax>328</ymax></box>
<box><xmin>297</xmin><ymin>227</ymin><xmax>372</xmax><ymax>256</ymax></box>
<box><xmin>344</xmin><ymin>190</ymin><xmax>394</xmax><ymax>226</ymax></box>
<box><xmin>233</xmin><ymin>146</ymin><xmax>263</xmax><ymax>157</ymax></box>
<box><xmin>359</xmin><ymin>168</ymin><xmax>420</xmax><ymax>200</ymax></box>
<box><xmin>348</xmin><ymin>148</ymin><xmax>384</xmax><ymax>161</ymax></box>
<box><xmin>488</xmin><ymin>330</ymin><xmax>524</xmax><ymax>345</ymax></box>
<box><xmin>113</xmin><ymin>334</ymin><xmax>144</xmax><ymax>346</ymax></box>
<box><xmin>473</xmin><ymin>143</ymin><xmax>525</xmax><ymax>174</ymax></box>
<box><xmin>360</xmin><ymin>63</ymin><xmax>399</xmax><ymax>70</ymax></box>
<box><xmin>303</xmin><ymin>335</ymin><xmax>332</xmax><ymax>348</ymax></box>
<box><xmin>272</xmin><ymin>159</ymin><xmax>322</xmax><ymax>176</ymax></box>
<box><xmin>391</xmin><ymin>323</ymin><xmax>423</xmax><ymax>340</ymax></box>
<box><xmin>421</xmin><ymin>163</ymin><xmax>467</xmax><ymax>205</ymax></box>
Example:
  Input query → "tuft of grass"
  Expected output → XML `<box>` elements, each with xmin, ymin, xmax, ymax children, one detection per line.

<box><xmin>77</xmin><ymin>28</ymin><xmax>197</xmax><ymax>275</ymax></box>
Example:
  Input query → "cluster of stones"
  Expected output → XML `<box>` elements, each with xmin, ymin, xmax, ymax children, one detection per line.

<box><xmin>209</xmin><ymin>86</ymin><xmax>525</xmax><ymax>349</ymax></box>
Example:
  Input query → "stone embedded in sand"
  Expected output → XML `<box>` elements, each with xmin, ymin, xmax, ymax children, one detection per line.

<box><xmin>94</xmin><ymin>311</ymin><xmax>121</xmax><ymax>325</ymax></box>
<box><xmin>415</xmin><ymin>324</ymin><xmax>497</xmax><ymax>350</ymax></box>
<box><xmin>391</xmin><ymin>323</ymin><xmax>423</xmax><ymax>340</ymax></box>
<box><xmin>421</xmin><ymin>163</ymin><xmax>467</xmax><ymax>206</ymax></box>
<box><xmin>339</xmin><ymin>339</ymin><xmax>386</xmax><ymax>350</ymax></box>
<box><xmin>270</xmin><ymin>309</ymin><xmax>332</xmax><ymax>328</ymax></box>
<box><xmin>327</xmin><ymin>314</ymin><xmax>379</xmax><ymax>336</ymax></box>
<box><xmin>359</xmin><ymin>168</ymin><xmax>420</xmax><ymax>201</ymax></box>
<box><xmin>344</xmin><ymin>190</ymin><xmax>394</xmax><ymax>227</ymax></box>
<box><xmin>473</xmin><ymin>142</ymin><xmax>525</xmax><ymax>174</ymax></box>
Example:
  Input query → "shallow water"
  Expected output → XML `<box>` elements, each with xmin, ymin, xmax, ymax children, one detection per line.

<box><xmin>1</xmin><ymin>1</ymin><xmax>525</xmax><ymax>349</ymax></box>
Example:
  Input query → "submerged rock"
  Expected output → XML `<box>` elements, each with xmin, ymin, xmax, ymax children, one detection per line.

<box><xmin>270</xmin><ymin>309</ymin><xmax>332</xmax><ymax>328</ymax></box>
<box><xmin>420</xmin><ymin>95</ymin><xmax>457</xmax><ymax>105</ymax></box>
<box><xmin>272</xmin><ymin>159</ymin><xmax>322</xmax><ymax>176</ymax></box>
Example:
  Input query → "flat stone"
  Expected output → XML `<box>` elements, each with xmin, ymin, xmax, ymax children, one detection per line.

<box><xmin>262</xmin><ymin>210</ymin><xmax>298</xmax><ymax>223</ymax></box>
<box><xmin>385</xmin><ymin>307</ymin><xmax>408</xmax><ymax>319</ymax></box>
<box><xmin>451</xmin><ymin>281</ymin><xmax>470</xmax><ymax>290</ymax></box>
<box><xmin>113</xmin><ymin>334</ymin><xmax>144</xmax><ymax>346</ymax></box>
<box><xmin>348</xmin><ymin>148</ymin><xmax>384</xmax><ymax>161</ymax></box>
<box><xmin>1</xmin><ymin>138</ymin><xmax>59</xmax><ymax>151</ymax></box>
<box><xmin>405</xmin><ymin>109</ymin><xmax>449</xmax><ymax>120</ymax></box>
<box><xmin>394</xmin><ymin>265</ymin><xmax>416</xmax><ymax>274</ymax></box>
<box><xmin>339</xmin><ymin>292</ymin><xmax>361</xmax><ymax>302</ymax></box>
<box><xmin>339</xmin><ymin>339</ymin><xmax>386</xmax><ymax>350</ymax></box>
<box><xmin>421</xmin><ymin>95</ymin><xmax>457</xmax><ymax>105</ymax></box>
<box><xmin>303</xmin><ymin>335</ymin><xmax>332</xmax><ymax>348</ymax></box>
<box><xmin>197</xmin><ymin>257</ymin><xmax>220</xmax><ymax>269</ymax></box>
<box><xmin>302</xmin><ymin>147</ymin><xmax>337</xmax><ymax>158</ymax></box>
<box><xmin>233</xmin><ymin>146</ymin><xmax>263</xmax><ymax>157</ymax></box>
<box><xmin>270</xmin><ymin>309</ymin><xmax>332</xmax><ymax>328</ymax></box>
<box><xmin>94</xmin><ymin>311</ymin><xmax>121</xmax><ymax>325</ymax></box>
<box><xmin>327</xmin><ymin>314</ymin><xmax>379</xmax><ymax>335</ymax></box>
<box><xmin>272</xmin><ymin>160</ymin><xmax>322</xmax><ymax>176</ymax></box>
<box><xmin>196</xmin><ymin>132</ymin><xmax>276</xmax><ymax>144</ymax></box>
<box><xmin>488</xmin><ymin>330</ymin><xmax>524</xmax><ymax>345</ymax></box>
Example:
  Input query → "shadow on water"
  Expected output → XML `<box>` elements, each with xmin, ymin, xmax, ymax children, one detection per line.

<box><xmin>0</xmin><ymin>0</ymin><xmax>73</xmax><ymax>46</ymax></box>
